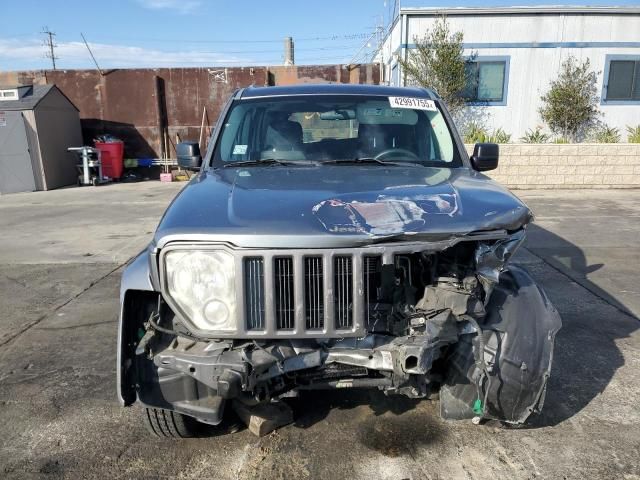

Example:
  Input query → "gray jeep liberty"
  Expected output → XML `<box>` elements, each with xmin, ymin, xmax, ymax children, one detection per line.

<box><xmin>117</xmin><ymin>84</ymin><xmax>561</xmax><ymax>437</ymax></box>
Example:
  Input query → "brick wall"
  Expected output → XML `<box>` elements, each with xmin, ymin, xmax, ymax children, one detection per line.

<box><xmin>465</xmin><ymin>144</ymin><xmax>640</xmax><ymax>189</ymax></box>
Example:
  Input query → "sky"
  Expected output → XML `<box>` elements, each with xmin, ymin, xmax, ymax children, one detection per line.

<box><xmin>0</xmin><ymin>0</ymin><xmax>636</xmax><ymax>71</ymax></box>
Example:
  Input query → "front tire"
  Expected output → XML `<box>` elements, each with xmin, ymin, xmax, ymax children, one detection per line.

<box><xmin>143</xmin><ymin>407</ymin><xmax>200</xmax><ymax>438</ymax></box>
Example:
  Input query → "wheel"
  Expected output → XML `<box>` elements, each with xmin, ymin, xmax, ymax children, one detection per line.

<box><xmin>143</xmin><ymin>407</ymin><xmax>201</xmax><ymax>438</ymax></box>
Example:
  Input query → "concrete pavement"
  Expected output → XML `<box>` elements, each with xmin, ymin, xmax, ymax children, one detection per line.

<box><xmin>0</xmin><ymin>183</ymin><xmax>638</xmax><ymax>479</ymax></box>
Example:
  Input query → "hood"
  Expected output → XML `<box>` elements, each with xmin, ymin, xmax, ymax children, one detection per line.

<box><xmin>155</xmin><ymin>165</ymin><xmax>532</xmax><ymax>248</ymax></box>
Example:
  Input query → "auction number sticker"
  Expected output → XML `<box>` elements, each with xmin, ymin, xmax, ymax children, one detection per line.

<box><xmin>388</xmin><ymin>96</ymin><xmax>437</xmax><ymax>111</ymax></box>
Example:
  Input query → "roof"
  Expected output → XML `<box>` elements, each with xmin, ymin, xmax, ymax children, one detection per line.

<box><xmin>241</xmin><ymin>83</ymin><xmax>436</xmax><ymax>99</ymax></box>
<box><xmin>0</xmin><ymin>84</ymin><xmax>78</xmax><ymax>111</ymax></box>
<box><xmin>399</xmin><ymin>5</ymin><xmax>640</xmax><ymax>16</ymax></box>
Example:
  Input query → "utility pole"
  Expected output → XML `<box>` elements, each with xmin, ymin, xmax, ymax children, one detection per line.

<box><xmin>42</xmin><ymin>27</ymin><xmax>58</xmax><ymax>70</ymax></box>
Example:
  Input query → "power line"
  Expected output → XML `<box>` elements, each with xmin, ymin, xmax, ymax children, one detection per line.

<box><xmin>73</xmin><ymin>32</ymin><xmax>373</xmax><ymax>45</ymax></box>
<box><xmin>171</xmin><ymin>44</ymin><xmax>365</xmax><ymax>55</ymax></box>
<box><xmin>42</xmin><ymin>27</ymin><xmax>58</xmax><ymax>69</ymax></box>
<box><xmin>57</xmin><ymin>54</ymin><xmax>352</xmax><ymax>66</ymax></box>
<box><xmin>81</xmin><ymin>33</ymin><xmax>103</xmax><ymax>75</ymax></box>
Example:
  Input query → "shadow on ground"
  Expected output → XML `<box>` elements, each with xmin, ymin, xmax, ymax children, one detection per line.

<box><xmin>521</xmin><ymin>224</ymin><xmax>638</xmax><ymax>428</ymax></box>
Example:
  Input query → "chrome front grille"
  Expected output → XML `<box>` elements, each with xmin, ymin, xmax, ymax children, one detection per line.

<box><xmin>244</xmin><ymin>257</ymin><xmax>265</xmax><ymax>330</ymax></box>
<box><xmin>159</xmin><ymin>232</ymin><xmax>508</xmax><ymax>339</ymax></box>
<box><xmin>237</xmin><ymin>250</ymin><xmax>387</xmax><ymax>337</ymax></box>
<box><xmin>274</xmin><ymin>257</ymin><xmax>294</xmax><ymax>330</ymax></box>
<box><xmin>304</xmin><ymin>257</ymin><xmax>325</xmax><ymax>330</ymax></box>
<box><xmin>334</xmin><ymin>256</ymin><xmax>353</xmax><ymax>329</ymax></box>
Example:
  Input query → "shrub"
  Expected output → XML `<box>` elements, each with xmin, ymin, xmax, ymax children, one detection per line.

<box><xmin>488</xmin><ymin>128</ymin><xmax>511</xmax><ymax>144</ymax></box>
<box><xmin>463</xmin><ymin>122</ymin><xmax>488</xmax><ymax>143</ymax></box>
<box><xmin>463</xmin><ymin>123</ymin><xmax>511</xmax><ymax>143</ymax></box>
<box><xmin>553</xmin><ymin>137</ymin><xmax>570</xmax><ymax>144</ymax></box>
<box><xmin>539</xmin><ymin>56</ymin><xmax>601</xmax><ymax>142</ymax></box>
<box><xmin>520</xmin><ymin>127</ymin><xmax>550</xmax><ymax>143</ymax></box>
<box><xmin>593</xmin><ymin>125</ymin><xmax>621</xmax><ymax>143</ymax></box>
<box><xmin>627</xmin><ymin>125</ymin><xmax>640</xmax><ymax>143</ymax></box>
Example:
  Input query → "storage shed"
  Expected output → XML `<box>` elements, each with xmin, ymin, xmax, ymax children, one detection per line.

<box><xmin>0</xmin><ymin>84</ymin><xmax>82</xmax><ymax>194</ymax></box>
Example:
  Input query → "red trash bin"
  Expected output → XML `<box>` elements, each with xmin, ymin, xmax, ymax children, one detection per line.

<box><xmin>95</xmin><ymin>141</ymin><xmax>124</xmax><ymax>179</ymax></box>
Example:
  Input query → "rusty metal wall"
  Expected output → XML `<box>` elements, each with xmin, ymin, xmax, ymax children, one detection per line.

<box><xmin>1</xmin><ymin>64</ymin><xmax>380</xmax><ymax>158</ymax></box>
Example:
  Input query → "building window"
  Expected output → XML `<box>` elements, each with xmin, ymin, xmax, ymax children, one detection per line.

<box><xmin>463</xmin><ymin>60</ymin><xmax>508</xmax><ymax>104</ymax></box>
<box><xmin>605</xmin><ymin>59</ymin><xmax>640</xmax><ymax>101</ymax></box>
<box><xmin>0</xmin><ymin>89</ymin><xmax>18</xmax><ymax>100</ymax></box>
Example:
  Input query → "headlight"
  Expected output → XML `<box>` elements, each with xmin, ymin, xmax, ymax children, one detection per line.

<box><xmin>164</xmin><ymin>250</ymin><xmax>236</xmax><ymax>332</ymax></box>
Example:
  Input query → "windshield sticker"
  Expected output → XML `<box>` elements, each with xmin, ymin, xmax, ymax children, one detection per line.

<box><xmin>388</xmin><ymin>96</ymin><xmax>438</xmax><ymax>111</ymax></box>
<box><xmin>233</xmin><ymin>144</ymin><xmax>248</xmax><ymax>155</ymax></box>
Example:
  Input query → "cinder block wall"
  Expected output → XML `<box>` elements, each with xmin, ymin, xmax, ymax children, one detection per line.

<box><xmin>465</xmin><ymin>144</ymin><xmax>640</xmax><ymax>189</ymax></box>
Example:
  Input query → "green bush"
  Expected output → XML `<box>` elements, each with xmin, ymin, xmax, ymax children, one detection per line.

<box><xmin>463</xmin><ymin>123</ymin><xmax>511</xmax><ymax>143</ymax></box>
<box><xmin>627</xmin><ymin>125</ymin><xmax>640</xmax><ymax>143</ymax></box>
<box><xmin>593</xmin><ymin>125</ymin><xmax>621</xmax><ymax>143</ymax></box>
<box><xmin>553</xmin><ymin>137</ymin><xmax>570</xmax><ymax>144</ymax></box>
<box><xmin>463</xmin><ymin>122</ymin><xmax>488</xmax><ymax>143</ymax></box>
<box><xmin>520</xmin><ymin>127</ymin><xmax>550</xmax><ymax>143</ymax></box>
<box><xmin>539</xmin><ymin>56</ymin><xmax>600</xmax><ymax>141</ymax></box>
<box><xmin>488</xmin><ymin>128</ymin><xmax>511</xmax><ymax>144</ymax></box>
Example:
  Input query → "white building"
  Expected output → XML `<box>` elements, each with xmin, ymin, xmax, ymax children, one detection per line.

<box><xmin>376</xmin><ymin>6</ymin><xmax>640</xmax><ymax>140</ymax></box>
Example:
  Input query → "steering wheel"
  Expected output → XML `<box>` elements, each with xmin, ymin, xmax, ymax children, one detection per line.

<box><xmin>374</xmin><ymin>148</ymin><xmax>420</xmax><ymax>162</ymax></box>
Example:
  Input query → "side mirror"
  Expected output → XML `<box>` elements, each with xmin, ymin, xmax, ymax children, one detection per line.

<box><xmin>176</xmin><ymin>142</ymin><xmax>202</xmax><ymax>170</ymax></box>
<box><xmin>470</xmin><ymin>143</ymin><xmax>499</xmax><ymax>172</ymax></box>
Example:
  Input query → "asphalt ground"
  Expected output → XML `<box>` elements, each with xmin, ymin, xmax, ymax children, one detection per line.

<box><xmin>1</xmin><ymin>183</ymin><xmax>638</xmax><ymax>479</ymax></box>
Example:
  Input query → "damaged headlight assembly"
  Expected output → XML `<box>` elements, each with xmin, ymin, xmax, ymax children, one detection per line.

<box><xmin>163</xmin><ymin>249</ymin><xmax>237</xmax><ymax>333</ymax></box>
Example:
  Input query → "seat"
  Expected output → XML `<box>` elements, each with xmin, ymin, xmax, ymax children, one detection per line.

<box><xmin>357</xmin><ymin>123</ymin><xmax>418</xmax><ymax>158</ymax></box>
<box><xmin>356</xmin><ymin>124</ymin><xmax>388</xmax><ymax>157</ymax></box>
<box><xmin>262</xmin><ymin>114</ymin><xmax>305</xmax><ymax>160</ymax></box>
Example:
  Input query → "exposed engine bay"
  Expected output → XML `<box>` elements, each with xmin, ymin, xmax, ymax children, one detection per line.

<box><xmin>119</xmin><ymin>230</ymin><xmax>562</xmax><ymax>429</ymax></box>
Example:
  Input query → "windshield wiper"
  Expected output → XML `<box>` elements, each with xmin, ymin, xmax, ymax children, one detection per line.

<box><xmin>321</xmin><ymin>157</ymin><xmax>420</xmax><ymax>167</ymax></box>
<box><xmin>223</xmin><ymin>159</ymin><xmax>318</xmax><ymax>168</ymax></box>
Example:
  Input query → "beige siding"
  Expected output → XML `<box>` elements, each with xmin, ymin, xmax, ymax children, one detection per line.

<box><xmin>465</xmin><ymin>144</ymin><xmax>640</xmax><ymax>189</ymax></box>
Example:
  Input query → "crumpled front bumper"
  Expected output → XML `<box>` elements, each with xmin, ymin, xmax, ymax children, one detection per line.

<box><xmin>131</xmin><ymin>265</ymin><xmax>560</xmax><ymax>426</ymax></box>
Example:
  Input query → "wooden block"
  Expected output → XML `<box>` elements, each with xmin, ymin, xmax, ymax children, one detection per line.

<box><xmin>232</xmin><ymin>401</ymin><xmax>293</xmax><ymax>437</ymax></box>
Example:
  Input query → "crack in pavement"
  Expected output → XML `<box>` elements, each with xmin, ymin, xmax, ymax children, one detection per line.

<box><xmin>0</xmin><ymin>261</ymin><xmax>126</xmax><ymax>349</ymax></box>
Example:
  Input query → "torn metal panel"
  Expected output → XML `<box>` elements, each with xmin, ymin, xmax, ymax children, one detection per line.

<box><xmin>440</xmin><ymin>266</ymin><xmax>562</xmax><ymax>423</ymax></box>
<box><xmin>475</xmin><ymin>228</ymin><xmax>527</xmax><ymax>284</ymax></box>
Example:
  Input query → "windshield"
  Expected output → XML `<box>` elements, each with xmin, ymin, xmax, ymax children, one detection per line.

<box><xmin>212</xmin><ymin>95</ymin><xmax>462</xmax><ymax>167</ymax></box>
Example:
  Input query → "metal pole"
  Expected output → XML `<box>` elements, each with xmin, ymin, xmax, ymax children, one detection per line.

<box><xmin>154</xmin><ymin>75</ymin><xmax>166</xmax><ymax>160</ymax></box>
<box><xmin>81</xmin><ymin>33</ymin><xmax>103</xmax><ymax>75</ymax></box>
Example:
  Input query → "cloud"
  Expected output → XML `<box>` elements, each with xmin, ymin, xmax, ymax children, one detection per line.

<box><xmin>0</xmin><ymin>37</ymin><xmax>253</xmax><ymax>69</ymax></box>
<box><xmin>136</xmin><ymin>0</ymin><xmax>202</xmax><ymax>14</ymax></box>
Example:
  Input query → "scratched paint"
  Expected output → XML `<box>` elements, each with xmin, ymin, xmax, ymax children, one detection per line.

<box><xmin>312</xmin><ymin>189</ymin><xmax>461</xmax><ymax>235</ymax></box>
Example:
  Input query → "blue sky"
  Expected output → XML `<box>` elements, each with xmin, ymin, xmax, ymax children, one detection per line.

<box><xmin>0</xmin><ymin>0</ymin><xmax>636</xmax><ymax>70</ymax></box>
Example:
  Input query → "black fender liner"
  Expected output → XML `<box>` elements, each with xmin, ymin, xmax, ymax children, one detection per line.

<box><xmin>440</xmin><ymin>265</ymin><xmax>562</xmax><ymax>423</ymax></box>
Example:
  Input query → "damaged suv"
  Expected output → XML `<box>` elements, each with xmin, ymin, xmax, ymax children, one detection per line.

<box><xmin>117</xmin><ymin>84</ymin><xmax>561</xmax><ymax>437</ymax></box>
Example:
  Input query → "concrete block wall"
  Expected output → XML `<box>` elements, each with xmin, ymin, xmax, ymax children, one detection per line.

<box><xmin>465</xmin><ymin>144</ymin><xmax>640</xmax><ymax>189</ymax></box>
